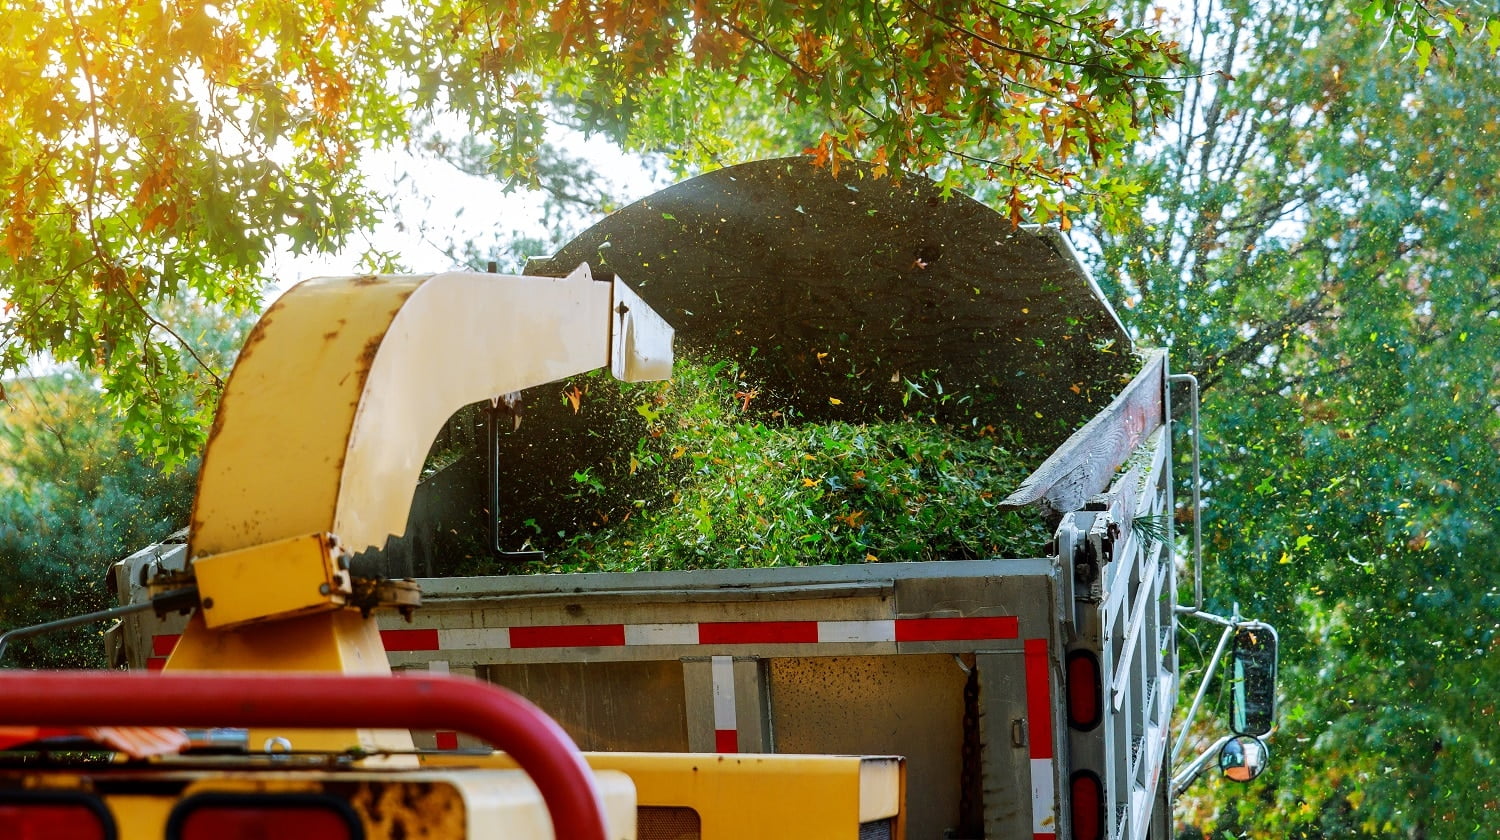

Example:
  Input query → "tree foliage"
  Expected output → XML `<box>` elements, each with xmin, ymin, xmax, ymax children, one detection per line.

<box><xmin>0</xmin><ymin>372</ymin><xmax>196</xmax><ymax>668</ymax></box>
<box><xmin>1093</xmin><ymin>1</ymin><xmax>1499</xmax><ymax>835</ymax></box>
<box><xmin>0</xmin><ymin>0</ymin><xmax>1191</xmax><ymax>461</ymax></box>
<box><xmin>0</xmin><ymin>0</ymin><xmax>400</xmax><ymax>459</ymax></box>
<box><xmin>0</xmin><ymin>297</ymin><xmax>248</xmax><ymax>666</ymax></box>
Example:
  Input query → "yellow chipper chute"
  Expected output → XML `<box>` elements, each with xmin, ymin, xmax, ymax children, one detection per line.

<box><xmin>158</xmin><ymin>264</ymin><xmax>673</xmax><ymax>753</ymax></box>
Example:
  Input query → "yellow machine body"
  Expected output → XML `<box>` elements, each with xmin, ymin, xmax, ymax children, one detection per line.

<box><xmin>190</xmin><ymin>533</ymin><xmax>351</xmax><ymax>631</ymax></box>
<box><xmin>423</xmin><ymin>751</ymin><xmax>906</xmax><ymax>840</ymax></box>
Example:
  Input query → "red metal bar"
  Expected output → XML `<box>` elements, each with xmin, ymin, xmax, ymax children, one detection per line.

<box><xmin>0</xmin><ymin>671</ymin><xmax>606</xmax><ymax>840</ymax></box>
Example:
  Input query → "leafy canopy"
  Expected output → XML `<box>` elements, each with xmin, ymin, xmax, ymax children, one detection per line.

<box><xmin>0</xmin><ymin>0</ymin><xmax>1189</xmax><ymax>462</ymax></box>
<box><xmin>1095</xmin><ymin>0</ymin><xmax>1499</xmax><ymax>835</ymax></box>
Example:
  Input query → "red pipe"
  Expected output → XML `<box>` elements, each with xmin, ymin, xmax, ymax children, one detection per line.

<box><xmin>0</xmin><ymin>671</ymin><xmax>607</xmax><ymax>840</ymax></box>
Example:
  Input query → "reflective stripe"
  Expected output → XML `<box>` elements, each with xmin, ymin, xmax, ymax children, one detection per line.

<box><xmin>510</xmin><ymin>624</ymin><xmax>625</xmax><ymax>648</ymax></box>
<box><xmin>1031</xmin><ymin>758</ymin><xmax>1057</xmax><ymax>837</ymax></box>
<box><xmin>624</xmin><ymin>623</ymin><xmax>699</xmax><ymax>646</ymax></box>
<box><xmin>699</xmin><ymin>621</ymin><xmax>818</xmax><ymax>644</ymax></box>
<box><xmin>1024</xmin><ymin>638</ymin><xmax>1054</xmax><ymax>759</ymax></box>
<box><xmin>817</xmin><ymin>620</ymin><xmax>896</xmax><ymax>643</ymax></box>
<box><xmin>438</xmin><ymin>628</ymin><xmax>510</xmax><ymax>650</ymax></box>
<box><xmin>380</xmin><ymin>628</ymin><xmax>440</xmax><ymax>651</ymax></box>
<box><xmin>430</xmin><ymin>661</ymin><xmax>457</xmax><ymax>749</ymax></box>
<box><xmin>151</xmin><ymin>614</ymin><xmax>1021</xmax><ymax>658</ymax></box>
<box><xmin>711</xmin><ymin>655</ymin><xmax>738</xmax><ymax>753</ymax></box>
<box><xmin>896</xmin><ymin>616</ymin><xmax>1018</xmax><ymax>642</ymax></box>
<box><xmin>1025</xmin><ymin>638</ymin><xmax>1057</xmax><ymax>837</ymax></box>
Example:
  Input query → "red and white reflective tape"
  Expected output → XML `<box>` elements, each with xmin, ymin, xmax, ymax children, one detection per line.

<box><xmin>144</xmin><ymin>633</ymin><xmax>178</xmax><ymax>671</ymax></box>
<box><xmin>413</xmin><ymin>615</ymin><xmax>1016</xmax><ymax>652</ymax></box>
<box><xmin>148</xmin><ymin>616</ymin><xmax>1017</xmax><ymax>662</ymax></box>
<box><xmin>1025</xmin><ymin>637</ymin><xmax>1057</xmax><ymax>839</ymax></box>
<box><xmin>711</xmin><ymin>655</ymin><xmax>738</xmax><ymax>753</ymax></box>
<box><xmin>428</xmin><ymin>660</ymin><xmax>460</xmax><ymax>750</ymax></box>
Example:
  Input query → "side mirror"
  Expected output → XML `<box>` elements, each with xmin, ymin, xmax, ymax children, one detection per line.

<box><xmin>1231</xmin><ymin>621</ymin><xmax>1278</xmax><ymax>737</ymax></box>
<box><xmin>1218</xmin><ymin>734</ymin><xmax>1270</xmax><ymax>783</ymax></box>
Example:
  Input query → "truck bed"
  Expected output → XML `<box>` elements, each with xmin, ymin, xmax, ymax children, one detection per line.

<box><xmin>108</xmin><ymin>158</ymin><xmax>1182</xmax><ymax>840</ymax></box>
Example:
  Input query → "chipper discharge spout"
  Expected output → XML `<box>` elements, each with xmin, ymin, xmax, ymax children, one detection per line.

<box><xmin>159</xmin><ymin>264</ymin><xmax>672</xmax><ymax>752</ymax></box>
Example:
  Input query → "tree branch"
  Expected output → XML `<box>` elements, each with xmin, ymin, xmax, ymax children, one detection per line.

<box><xmin>905</xmin><ymin>0</ymin><xmax>1206</xmax><ymax>82</ymax></box>
<box><xmin>1197</xmin><ymin>290</ymin><xmax>1334</xmax><ymax>393</ymax></box>
<box><xmin>124</xmin><ymin>291</ymin><xmax>225</xmax><ymax>391</ymax></box>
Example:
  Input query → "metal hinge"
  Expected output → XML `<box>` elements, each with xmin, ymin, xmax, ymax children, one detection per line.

<box><xmin>1074</xmin><ymin>513</ymin><xmax>1117</xmax><ymax>602</ymax></box>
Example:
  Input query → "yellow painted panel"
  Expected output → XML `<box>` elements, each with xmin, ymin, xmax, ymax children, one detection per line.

<box><xmin>192</xmin><ymin>532</ymin><xmax>349</xmax><ymax>629</ymax></box>
<box><xmin>190</xmin><ymin>274</ymin><xmax>420</xmax><ymax>558</ymax></box>
<box><xmin>335</xmin><ymin>268</ymin><xmax>614</xmax><ymax>554</ymax></box>
<box><xmin>422</xmin><ymin>751</ymin><xmax>903</xmax><ymax>840</ymax></box>
<box><xmin>164</xmin><ymin>610</ymin><xmax>412</xmax><ymax>755</ymax></box>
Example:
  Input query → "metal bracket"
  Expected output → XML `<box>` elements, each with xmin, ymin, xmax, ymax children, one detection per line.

<box><xmin>191</xmin><ymin>533</ymin><xmax>353</xmax><ymax>630</ymax></box>
<box><xmin>487</xmin><ymin>401</ymin><xmax>547</xmax><ymax>565</ymax></box>
<box><xmin>1074</xmin><ymin>512</ymin><xmax>1114</xmax><ymax>603</ymax></box>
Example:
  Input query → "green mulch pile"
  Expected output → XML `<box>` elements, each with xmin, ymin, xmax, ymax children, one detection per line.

<box><xmin>504</xmin><ymin>356</ymin><xmax>1057</xmax><ymax>574</ymax></box>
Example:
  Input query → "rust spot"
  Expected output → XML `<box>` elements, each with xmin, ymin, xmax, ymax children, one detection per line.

<box><xmin>230</xmin><ymin>293</ymin><xmax>288</xmax><ymax>367</ymax></box>
<box><xmin>351</xmin><ymin>274</ymin><xmax>380</xmax><ymax>286</ymax></box>
<box><xmin>357</xmin><ymin>334</ymin><xmax>382</xmax><ymax>370</ymax></box>
<box><xmin>235</xmin><ymin>322</ymin><xmax>269</xmax><ymax>363</ymax></box>
<box><xmin>349</xmin><ymin>289</ymin><xmax>417</xmax><ymax>376</ymax></box>
<box><xmin>323</xmin><ymin>330</ymin><xmax>339</xmax><ymax>341</ymax></box>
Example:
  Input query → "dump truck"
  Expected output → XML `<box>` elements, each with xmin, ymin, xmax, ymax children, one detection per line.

<box><xmin>1</xmin><ymin>158</ymin><xmax>1276</xmax><ymax>840</ymax></box>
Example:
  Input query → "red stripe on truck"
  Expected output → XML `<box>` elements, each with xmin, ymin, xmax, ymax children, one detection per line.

<box><xmin>698</xmin><ymin>621</ymin><xmax>819</xmax><ymax>645</ymax></box>
<box><xmin>510</xmin><ymin>624</ymin><xmax>627</xmax><ymax>649</ymax></box>
<box><xmin>1024</xmin><ymin>637</ymin><xmax>1053</xmax><ymax>759</ymax></box>
<box><xmin>380</xmin><ymin>629</ymin><xmax>441</xmax><ymax>651</ymax></box>
<box><xmin>895</xmin><ymin>616</ymin><xmax>1017</xmax><ymax>642</ymax></box>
